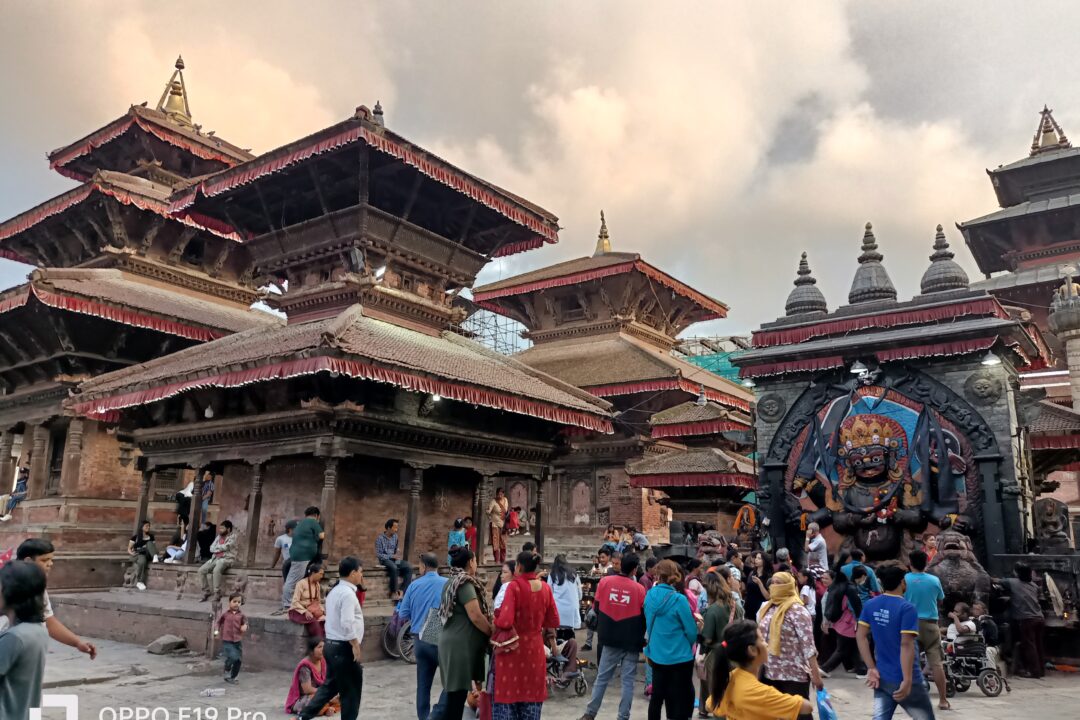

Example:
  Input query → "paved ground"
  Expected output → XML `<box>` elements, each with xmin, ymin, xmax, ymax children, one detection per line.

<box><xmin>37</xmin><ymin>636</ymin><xmax>1080</xmax><ymax>719</ymax></box>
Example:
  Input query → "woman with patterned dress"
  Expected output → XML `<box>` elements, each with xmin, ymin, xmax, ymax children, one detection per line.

<box><xmin>756</xmin><ymin>571</ymin><xmax>823</xmax><ymax>720</ymax></box>
<box><xmin>492</xmin><ymin>551</ymin><xmax>561</xmax><ymax>720</ymax></box>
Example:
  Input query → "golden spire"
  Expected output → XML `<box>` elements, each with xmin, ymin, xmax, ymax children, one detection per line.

<box><xmin>1030</xmin><ymin>105</ymin><xmax>1070</xmax><ymax>156</ymax></box>
<box><xmin>594</xmin><ymin>210</ymin><xmax>612</xmax><ymax>256</ymax></box>
<box><xmin>156</xmin><ymin>55</ymin><xmax>193</xmax><ymax>127</ymax></box>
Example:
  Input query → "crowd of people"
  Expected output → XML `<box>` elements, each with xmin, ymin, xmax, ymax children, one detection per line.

<box><xmin>0</xmin><ymin>495</ymin><xmax>1057</xmax><ymax>720</ymax></box>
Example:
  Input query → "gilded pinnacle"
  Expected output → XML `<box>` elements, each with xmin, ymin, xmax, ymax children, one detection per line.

<box><xmin>594</xmin><ymin>210</ymin><xmax>612</xmax><ymax>255</ymax></box>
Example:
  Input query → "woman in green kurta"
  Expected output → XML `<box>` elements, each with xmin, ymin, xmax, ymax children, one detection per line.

<box><xmin>438</xmin><ymin>548</ymin><xmax>492</xmax><ymax>720</ymax></box>
<box><xmin>699</xmin><ymin>572</ymin><xmax>734</xmax><ymax>717</ymax></box>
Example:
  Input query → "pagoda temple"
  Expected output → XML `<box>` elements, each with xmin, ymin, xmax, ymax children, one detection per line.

<box><xmin>472</xmin><ymin>214</ymin><xmax>754</xmax><ymax>547</ymax></box>
<box><xmin>958</xmin><ymin>106</ymin><xmax>1080</xmax><ymax>547</ymax></box>
<box><xmin>735</xmin><ymin>222</ymin><xmax>1050</xmax><ymax>573</ymax></box>
<box><xmin>65</xmin><ymin>97</ymin><xmax>613</xmax><ymax>582</ymax></box>
<box><xmin>0</xmin><ymin>59</ymin><xmax>277</xmax><ymax>558</ymax></box>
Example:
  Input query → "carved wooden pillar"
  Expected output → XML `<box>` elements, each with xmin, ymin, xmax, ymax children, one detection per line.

<box><xmin>404</xmin><ymin>463</ymin><xmax>428</xmax><ymax>563</ymax></box>
<box><xmin>535</xmin><ymin>467</ymin><xmax>549</xmax><ymax>558</ymax></box>
<box><xmin>321</xmin><ymin>458</ymin><xmax>339</xmax><ymax>558</ymax></box>
<box><xmin>58</xmin><ymin>418</ymin><xmax>84</xmax><ymax>497</ymax></box>
<box><xmin>244</xmin><ymin>463</ymin><xmax>264</xmax><ymax>566</ymax></box>
<box><xmin>185</xmin><ymin>469</ymin><xmax>206</xmax><ymax>564</ymax></box>
<box><xmin>133</xmin><ymin>468</ymin><xmax>153</xmax><ymax>538</ymax></box>
<box><xmin>0</xmin><ymin>431</ymin><xmax>14</xmax><ymax>493</ymax></box>
<box><xmin>27</xmin><ymin>423</ymin><xmax>50</xmax><ymax>500</ymax></box>
<box><xmin>472</xmin><ymin>480</ymin><xmax>482</xmax><ymax>534</ymax></box>
<box><xmin>477</xmin><ymin>473</ymin><xmax>494</xmax><ymax>562</ymax></box>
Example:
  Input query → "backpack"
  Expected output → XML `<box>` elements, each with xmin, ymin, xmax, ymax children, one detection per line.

<box><xmin>823</xmin><ymin>586</ymin><xmax>845</xmax><ymax>623</ymax></box>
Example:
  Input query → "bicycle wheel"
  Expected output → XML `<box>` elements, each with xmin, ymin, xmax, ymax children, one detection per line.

<box><xmin>382</xmin><ymin>619</ymin><xmax>402</xmax><ymax>659</ymax></box>
<box><xmin>398</xmin><ymin>622</ymin><xmax>416</xmax><ymax>664</ymax></box>
<box><xmin>574</xmin><ymin>674</ymin><xmax>589</xmax><ymax>697</ymax></box>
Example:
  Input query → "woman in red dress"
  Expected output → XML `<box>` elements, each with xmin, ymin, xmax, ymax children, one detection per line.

<box><xmin>493</xmin><ymin>550</ymin><xmax>561</xmax><ymax>720</ymax></box>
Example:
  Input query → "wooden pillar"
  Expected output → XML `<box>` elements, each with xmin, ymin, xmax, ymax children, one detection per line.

<box><xmin>477</xmin><ymin>473</ymin><xmax>494</xmax><ymax>561</ymax></box>
<box><xmin>133</xmin><ymin>468</ymin><xmax>153</xmax><ymax>537</ymax></box>
<box><xmin>403</xmin><ymin>463</ymin><xmax>428</xmax><ymax>563</ymax></box>
<box><xmin>244</xmin><ymin>463</ymin><xmax>264</xmax><ymax>566</ymax></box>
<box><xmin>185</xmin><ymin>469</ymin><xmax>206</xmax><ymax>564</ymax></box>
<box><xmin>320</xmin><ymin>458</ymin><xmax>339</xmax><ymax>558</ymax></box>
<box><xmin>58</xmin><ymin>418</ymin><xmax>84</xmax><ymax>497</ymax></box>
<box><xmin>27</xmin><ymin>423</ymin><xmax>49</xmax><ymax>500</ymax></box>
<box><xmin>472</xmin><ymin>480</ymin><xmax>482</xmax><ymax>533</ymax></box>
<box><xmin>535</xmin><ymin>468</ymin><xmax>549</xmax><ymax>558</ymax></box>
<box><xmin>0</xmin><ymin>430</ymin><xmax>14</xmax><ymax>493</ymax></box>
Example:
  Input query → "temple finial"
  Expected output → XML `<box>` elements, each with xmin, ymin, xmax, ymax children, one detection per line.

<box><xmin>1030</xmin><ymin>105</ymin><xmax>1071</xmax><ymax>156</ymax></box>
<box><xmin>848</xmin><ymin>221</ymin><xmax>898</xmax><ymax>304</ymax></box>
<box><xmin>785</xmin><ymin>251</ymin><xmax>828</xmax><ymax>316</ymax></box>
<box><xmin>594</xmin><ymin>210</ymin><xmax>612</xmax><ymax>256</ymax></box>
<box><xmin>373</xmin><ymin>101</ymin><xmax>385</xmax><ymax>127</ymax></box>
<box><xmin>920</xmin><ymin>224</ymin><xmax>969</xmax><ymax>294</ymax></box>
<box><xmin>156</xmin><ymin>55</ymin><xmax>192</xmax><ymax>127</ymax></box>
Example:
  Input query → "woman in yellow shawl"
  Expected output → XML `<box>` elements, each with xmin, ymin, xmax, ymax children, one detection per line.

<box><xmin>755</xmin><ymin>571</ymin><xmax>823</xmax><ymax>720</ymax></box>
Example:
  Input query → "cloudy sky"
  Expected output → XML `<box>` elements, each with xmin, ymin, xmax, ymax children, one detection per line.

<box><xmin>1</xmin><ymin>1</ymin><xmax>1075</xmax><ymax>334</ymax></box>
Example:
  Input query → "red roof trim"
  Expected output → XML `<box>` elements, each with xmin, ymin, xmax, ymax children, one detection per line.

<box><xmin>48</xmin><ymin>116</ymin><xmax>136</xmax><ymax>171</ymax></box>
<box><xmin>30</xmin><ymin>286</ymin><xmax>223</xmax><ymax>342</ymax></box>
<box><xmin>0</xmin><ymin>181</ymin><xmax>247</xmax><ymax>244</ymax></box>
<box><xmin>873</xmin><ymin>338</ymin><xmax>996</xmax><ymax>364</ymax></box>
<box><xmin>473</xmin><ymin>259</ymin><xmax>727</xmax><ymax>319</ymax></box>
<box><xmin>651</xmin><ymin>419</ymin><xmax>747</xmax><ymax>439</ymax></box>
<box><xmin>1031</xmin><ymin>435</ymin><xmax>1080</xmax><ymax>450</ymax></box>
<box><xmin>750</xmin><ymin>298</ymin><xmax>1009</xmax><ymax>348</ymax></box>
<box><xmin>739</xmin><ymin>356</ymin><xmax>846</xmax><ymax>379</ymax></box>
<box><xmin>71</xmin><ymin>355</ymin><xmax>612</xmax><ymax>433</ymax></box>
<box><xmin>173</xmin><ymin>123</ymin><xmax>558</xmax><ymax>251</ymax></box>
<box><xmin>48</xmin><ymin>113</ymin><xmax>242</xmax><ymax>173</ymax></box>
<box><xmin>0</xmin><ymin>289</ymin><xmax>31</xmax><ymax>315</ymax></box>
<box><xmin>584</xmin><ymin>378</ymin><xmax>750</xmax><ymax>412</ymax></box>
<box><xmin>628</xmin><ymin>473</ymin><xmax>757</xmax><ymax>490</ymax></box>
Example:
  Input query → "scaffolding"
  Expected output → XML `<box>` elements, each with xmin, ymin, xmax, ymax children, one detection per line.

<box><xmin>674</xmin><ymin>336</ymin><xmax>751</xmax><ymax>383</ymax></box>
<box><xmin>458</xmin><ymin>304</ymin><xmax>531</xmax><ymax>356</ymax></box>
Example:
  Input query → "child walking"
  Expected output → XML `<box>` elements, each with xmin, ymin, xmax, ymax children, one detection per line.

<box><xmin>214</xmin><ymin>593</ymin><xmax>248</xmax><ymax>684</ymax></box>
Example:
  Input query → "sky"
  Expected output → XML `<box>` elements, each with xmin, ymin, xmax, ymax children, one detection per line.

<box><xmin>1</xmin><ymin>1</ymin><xmax>1076</xmax><ymax>335</ymax></box>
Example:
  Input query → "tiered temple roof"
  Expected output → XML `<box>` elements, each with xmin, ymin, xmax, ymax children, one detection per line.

<box><xmin>626</xmin><ymin>447</ymin><xmax>755</xmax><ymax>491</ymax></box>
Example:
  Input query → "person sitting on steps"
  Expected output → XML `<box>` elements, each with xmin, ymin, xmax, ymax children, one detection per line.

<box><xmin>127</xmin><ymin>520</ymin><xmax>157</xmax><ymax>591</ymax></box>
<box><xmin>199</xmin><ymin>520</ymin><xmax>238</xmax><ymax>602</ymax></box>
<box><xmin>375</xmin><ymin>518</ymin><xmax>413</xmax><ymax>601</ymax></box>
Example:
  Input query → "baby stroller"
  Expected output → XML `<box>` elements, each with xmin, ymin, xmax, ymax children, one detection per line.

<box><xmin>941</xmin><ymin>636</ymin><xmax>1008</xmax><ymax>697</ymax></box>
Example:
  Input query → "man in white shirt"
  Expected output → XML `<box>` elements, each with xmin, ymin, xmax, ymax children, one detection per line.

<box><xmin>299</xmin><ymin>556</ymin><xmax>365</xmax><ymax>720</ymax></box>
<box><xmin>805</xmin><ymin>522</ymin><xmax>829</xmax><ymax>571</ymax></box>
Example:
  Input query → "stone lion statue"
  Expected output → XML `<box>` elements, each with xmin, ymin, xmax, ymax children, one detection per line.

<box><xmin>927</xmin><ymin>529</ymin><xmax>992</xmax><ymax>608</ymax></box>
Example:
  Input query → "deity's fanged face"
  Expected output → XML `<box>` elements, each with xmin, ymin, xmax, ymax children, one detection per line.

<box><xmin>846</xmin><ymin>444</ymin><xmax>889</xmax><ymax>480</ymax></box>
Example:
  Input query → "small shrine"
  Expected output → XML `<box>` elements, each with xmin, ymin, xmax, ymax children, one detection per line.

<box><xmin>473</xmin><ymin>214</ymin><xmax>755</xmax><ymax>545</ymax></box>
<box><xmin>735</xmin><ymin>223</ymin><xmax>1050</xmax><ymax>575</ymax></box>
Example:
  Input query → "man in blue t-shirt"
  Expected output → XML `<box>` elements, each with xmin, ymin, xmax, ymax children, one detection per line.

<box><xmin>904</xmin><ymin>551</ymin><xmax>950</xmax><ymax>710</ymax></box>
<box><xmin>857</xmin><ymin>565</ymin><xmax>936</xmax><ymax>720</ymax></box>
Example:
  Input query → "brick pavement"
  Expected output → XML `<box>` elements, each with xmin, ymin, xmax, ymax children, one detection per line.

<box><xmin>36</xmin><ymin>636</ymin><xmax>1080</xmax><ymax>720</ymax></box>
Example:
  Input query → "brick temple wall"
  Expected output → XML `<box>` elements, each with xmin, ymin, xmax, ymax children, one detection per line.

<box><xmin>77</xmin><ymin>421</ymin><xmax>142</xmax><ymax>499</ymax></box>
<box><xmin>212</xmin><ymin>457</ymin><xmax>478</xmax><ymax>566</ymax></box>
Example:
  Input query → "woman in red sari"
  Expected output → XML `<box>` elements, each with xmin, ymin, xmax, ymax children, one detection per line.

<box><xmin>493</xmin><ymin>551</ymin><xmax>561</xmax><ymax>720</ymax></box>
<box><xmin>285</xmin><ymin>637</ymin><xmax>339</xmax><ymax>715</ymax></box>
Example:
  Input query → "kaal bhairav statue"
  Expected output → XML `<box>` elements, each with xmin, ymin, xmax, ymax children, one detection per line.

<box><xmin>789</xmin><ymin>382</ymin><xmax>979</xmax><ymax>562</ymax></box>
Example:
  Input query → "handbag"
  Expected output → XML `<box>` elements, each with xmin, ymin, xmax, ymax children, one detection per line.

<box><xmin>490</xmin><ymin>626</ymin><xmax>519</xmax><ymax>654</ymax></box>
<box><xmin>420</xmin><ymin>607</ymin><xmax>442</xmax><ymax>645</ymax></box>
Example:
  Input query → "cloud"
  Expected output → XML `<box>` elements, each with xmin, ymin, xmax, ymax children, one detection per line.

<box><xmin>0</xmin><ymin>1</ymin><xmax>1063</xmax><ymax>335</ymax></box>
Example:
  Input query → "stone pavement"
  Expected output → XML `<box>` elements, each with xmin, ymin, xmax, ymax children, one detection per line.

<box><xmin>37</xmin><ymin>636</ymin><xmax>1080</xmax><ymax>719</ymax></box>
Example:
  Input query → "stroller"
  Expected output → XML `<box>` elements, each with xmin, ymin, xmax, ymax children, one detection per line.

<box><xmin>941</xmin><ymin>636</ymin><xmax>1008</xmax><ymax>697</ymax></box>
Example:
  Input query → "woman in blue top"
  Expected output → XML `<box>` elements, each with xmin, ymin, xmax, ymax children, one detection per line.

<box><xmin>644</xmin><ymin>559</ymin><xmax>700</xmax><ymax>720</ymax></box>
<box><xmin>447</xmin><ymin>518</ymin><xmax>467</xmax><ymax>565</ymax></box>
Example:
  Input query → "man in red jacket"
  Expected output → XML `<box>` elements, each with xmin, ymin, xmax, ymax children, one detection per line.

<box><xmin>580</xmin><ymin>553</ymin><xmax>646</xmax><ymax>720</ymax></box>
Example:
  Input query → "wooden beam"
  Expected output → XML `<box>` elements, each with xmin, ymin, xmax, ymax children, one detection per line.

<box><xmin>307</xmin><ymin>163</ymin><xmax>341</xmax><ymax>240</ymax></box>
<box><xmin>107</xmin><ymin>328</ymin><xmax>130</xmax><ymax>359</ymax></box>
<box><xmin>45</xmin><ymin>310</ymin><xmax>75</xmax><ymax>353</ymax></box>
<box><xmin>253</xmin><ymin>185</ymin><xmax>278</xmax><ymax>234</ymax></box>
<box><xmin>65</xmin><ymin>221</ymin><xmax>97</xmax><ymax>259</ymax></box>
<box><xmin>84</xmin><ymin>213</ymin><xmax>113</xmax><ymax>251</ymax></box>
<box><xmin>37</xmin><ymin>226</ymin><xmax>75</xmax><ymax>266</ymax></box>
<box><xmin>103</xmin><ymin>200</ymin><xmax>130</xmax><ymax>249</ymax></box>
<box><xmin>206</xmin><ymin>241</ymin><xmax>232</xmax><ymax>278</ymax></box>
<box><xmin>139</xmin><ymin>216</ymin><xmax>165</xmax><ymax>255</ymax></box>
<box><xmin>167</xmin><ymin>227</ymin><xmax>197</xmax><ymax>264</ymax></box>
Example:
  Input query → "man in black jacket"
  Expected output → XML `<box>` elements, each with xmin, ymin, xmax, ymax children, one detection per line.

<box><xmin>580</xmin><ymin>553</ymin><xmax>646</xmax><ymax>720</ymax></box>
